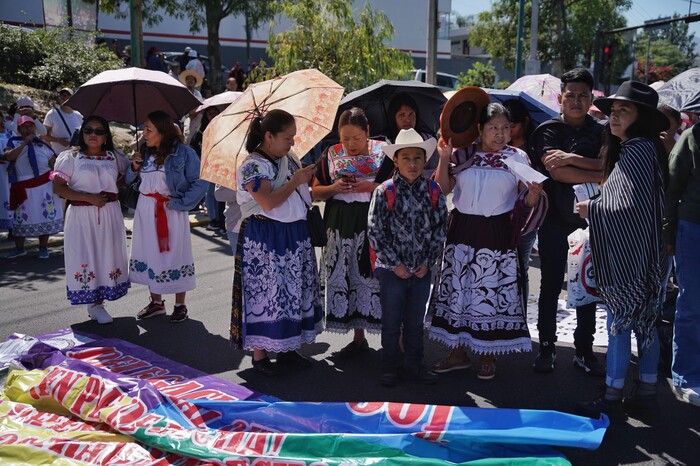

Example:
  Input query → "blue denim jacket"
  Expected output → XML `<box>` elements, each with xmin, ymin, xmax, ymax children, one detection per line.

<box><xmin>126</xmin><ymin>142</ymin><xmax>209</xmax><ymax>211</ymax></box>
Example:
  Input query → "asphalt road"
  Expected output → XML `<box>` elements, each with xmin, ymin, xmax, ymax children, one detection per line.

<box><xmin>0</xmin><ymin>227</ymin><xmax>697</xmax><ymax>466</ymax></box>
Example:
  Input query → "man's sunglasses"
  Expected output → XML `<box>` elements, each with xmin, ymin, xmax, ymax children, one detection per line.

<box><xmin>83</xmin><ymin>127</ymin><xmax>107</xmax><ymax>136</ymax></box>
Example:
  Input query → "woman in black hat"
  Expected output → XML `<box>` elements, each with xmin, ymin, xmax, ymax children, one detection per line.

<box><xmin>575</xmin><ymin>81</ymin><xmax>669</xmax><ymax>419</ymax></box>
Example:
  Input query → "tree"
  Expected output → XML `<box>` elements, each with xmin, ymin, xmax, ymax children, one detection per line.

<box><xmin>634</xmin><ymin>37</ymin><xmax>689</xmax><ymax>83</ymax></box>
<box><xmin>634</xmin><ymin>15</ymin><xmax>698</xmax><ymax>82</ymax></box>
<box><xmin>101</xmin><ymin>0</ymin><xmax>277</xmax><ymax>93</ymax></box>
<box><xmin>267</xmin><ymin>0</ymin><xmax>413</xmax><ymax>92</ymax></box>
<box><xmin>470</xmin><ymin>0</ymin><xmax>631</xmax><ymax>75</ymax></box>
<box><xmin>452</xmin><ymin>13</ymin><xmax>475</xmax><ymax>29</ymax></box>
<box><xmin>456</xmin><ymin>61</ymin><xmax>497</xmax><ymax>88</ymax></box>
<box><xmin>240</xmin><ymin>1</ymin><xmax>278</xmax><ymax>67</ymax></box>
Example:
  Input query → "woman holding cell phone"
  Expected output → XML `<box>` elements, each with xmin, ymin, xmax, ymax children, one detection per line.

<box><xmin>312</xmin><ymin>107</ymin><xmax>387</xmax><ymax>358</ymax></box>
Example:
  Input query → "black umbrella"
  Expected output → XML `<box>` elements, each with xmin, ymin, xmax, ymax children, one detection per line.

<box><xmin>657</xmin><ymin>68</ymin><xmax>700</xmax><ymax>113</ymax></box>
<box><xmin>330</xmin><ymin>79</ymin><xmax>447</xmax><ymax>142</ymax></box>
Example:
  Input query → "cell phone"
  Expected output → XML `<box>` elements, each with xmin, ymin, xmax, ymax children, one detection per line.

<box><xmin>341</xmin><ymin>174</ymin><xmax>356</xmax><ymax>183</ymax></box>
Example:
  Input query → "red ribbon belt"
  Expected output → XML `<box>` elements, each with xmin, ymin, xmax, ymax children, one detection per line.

<box><xmin>71</xmin><ymin>192</ymin><xmax>119</xmax><ymax>206</ymax></box>
<box><xmin>71</xmin><ymin>192</ymin><xmax>119</xmax><ymax>225</ymax></box>
<box><xmin>143</xmin><ymin>192</ymin><xmax>171</xmax><ymax>253</ymax></box>
<box><xmin>9</xmin><ymin>171</ymin><xmax>52</xmax><ymax>210</ymax></box>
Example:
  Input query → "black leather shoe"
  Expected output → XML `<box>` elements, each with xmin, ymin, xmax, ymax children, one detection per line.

<box><xmin>277</xmin><ymin>351</ymin><xmax>312</xmax><ymax>368</ymax></box>
<box><xmin>252</xmin><ymin>357</ymin><xmax>278</xmax><ymax>376</ymax></box>
<box><xmin>337</xmin><ymin>338</ymin><xmax>370</xmax><ymax>359</ymax></box>
<box><xmin>576</xmin><ymin>397</ymin><xmax>625</xmax><ymax>421</ymax></box>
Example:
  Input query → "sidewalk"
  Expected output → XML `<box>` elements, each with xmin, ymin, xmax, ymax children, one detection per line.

<box><xmin>0</xmin><ymin>210</ymin><xmax>210</xmax><ymax>253</ymax></box>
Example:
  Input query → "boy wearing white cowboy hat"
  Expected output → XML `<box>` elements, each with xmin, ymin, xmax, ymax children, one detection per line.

<box><xmin>367</xmin><ymin>128</ymin><xmax>448</xmax><ymax>387</ymax></box>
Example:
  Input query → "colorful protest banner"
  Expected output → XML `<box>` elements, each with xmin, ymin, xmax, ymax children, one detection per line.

<box><xmin>0</xmin><ymin>330</ymin><xmax>608</xmax><ymax>465</ymax></box>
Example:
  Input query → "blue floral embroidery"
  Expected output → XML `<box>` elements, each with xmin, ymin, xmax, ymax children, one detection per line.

<box><xmin>130</xmin><ymin>259</ymin><xmax>195</xmax><ymax>283</ymax></box>
<box><xmin>67</xmin><ymin>281</ymin><xmax>130</xmax><ymax>305</ymax></box>
<box><xmin>129</xmin><ymin>259</ymin><xmax>148</xmax><ymax>272</ymax></box>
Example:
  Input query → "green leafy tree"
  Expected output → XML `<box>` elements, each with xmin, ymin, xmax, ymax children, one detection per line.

<box><xmin>634</xmin><ymin>37</ymin><xmax>689</xmax><ymax>83</ymax></box>
<box><xmin>470</xmin><ymin>0</ymin><xmax>631</xmax><ymax>75</ymax></box>
<box><xmin>456</xmin><ymin>61</ymin><xmax>497</xmax><ymax>88</ymax></box>
<box><xmin>452</xmin><ymin>13</ymin><xmax>475</xmax><ymax>29</ymax></box>
<box><xmin>268</xmin><ymin>0</ymin><xmax>413</xmax><ymax>92</ymax></box>
<box><xmin>635</xmin><ymin>15</ymin><xmax>698</xmax><ymax>82</ymax></box>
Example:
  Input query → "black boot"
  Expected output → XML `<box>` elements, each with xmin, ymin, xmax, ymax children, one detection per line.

<box><xmin>624</xmin><ymin>380</ymin><xmax>658</xmax><ymax>413</ymax></box>
<box><xmin>576</xmin><ymin>386</ymin><xmax>625</xmax><ymax>421</ymax></box>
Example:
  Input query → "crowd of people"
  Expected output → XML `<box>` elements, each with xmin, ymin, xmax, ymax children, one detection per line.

<box><xmin>1</xmin><ymin>65</ymin><xmax>698</xmax><ymax>420</ymax></box>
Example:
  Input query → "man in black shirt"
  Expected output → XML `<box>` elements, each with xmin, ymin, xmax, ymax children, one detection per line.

<box><xmin>530</xmin><ymin>68</ymin><xmax>605</xmax><ymax>375</ymax></box>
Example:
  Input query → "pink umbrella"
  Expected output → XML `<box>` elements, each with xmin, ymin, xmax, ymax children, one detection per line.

<box><xmin>196</xmin><ymin>91</ymin><xmax>243</xmax><ymax>113</ymax></box>
<box><xmin>200</xmin><ymin>69</ymin><xmax>344</xmax><ymax>190</ymax></box>
<box><xmin>507</xmin><ymin>74</ymin><xmax>562</xmax><ymax>113</ymax></box>
<box><xmin>66</xmin><ymin>68</ymin><xmax>202</xmax><ymax>125</ymax></box>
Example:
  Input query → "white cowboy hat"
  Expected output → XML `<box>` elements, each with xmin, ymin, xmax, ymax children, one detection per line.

<box><xmin>382</xmin><ymin>128</ymin><xmax>437</xmax><ymax>162</ymax></box>
<box><xmin>179</xmin><ymin>69</ymin><xmax>203</xmax><ymax>87</ymax></box>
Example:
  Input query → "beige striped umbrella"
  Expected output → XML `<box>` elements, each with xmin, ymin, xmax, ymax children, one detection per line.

<box><xmin>200</xmin><ymin>69</ymin><xmax>344</xmax><ymax>190</ymax></box>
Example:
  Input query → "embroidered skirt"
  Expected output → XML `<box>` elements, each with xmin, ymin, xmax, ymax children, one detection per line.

<box><xmin>11</xmin><ymin>179</ymin><xmax>63</xmax><ymax>237</ymax></box>
<box><xmin>64</xmin><ymin>202</ymin><xmax>130</xmax><ymax>304</ymax></box>
<box><xmin>129</xmin><ymin>194</ymin><xmax>196</xmax><ymax>294</ymax></box>
<box><xmin>232</xmin><ymin>216</ymin><xmax>324</xmax><ymax>352</ymax></box>
<box><xmin>321</xmin><ymin>200</ymin><xmax>382</xmax><ymax>334</ymax></box>
<box><xmin>428</xmin><ymin>211</ymin><xmax>531</xmax><ymax>355</ymax></box>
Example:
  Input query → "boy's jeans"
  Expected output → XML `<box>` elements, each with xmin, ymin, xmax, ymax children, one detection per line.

<box><xmin>606</xmin><ymin>308</ymin><xmax>660</xmax><ymax>389</ymax></box>
<box><xmin>673</xmin><ymin>219</ymin><xmax>700</xmax><ymax>388</ymax></box>
<box><xmin>377</xmin><ymin>268</ymin><xmax>431</xmax><ymax>373</ymax></box>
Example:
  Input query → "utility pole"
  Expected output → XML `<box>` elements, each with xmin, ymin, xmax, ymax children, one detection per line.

<box><xmin>129</xmin><ymin>0</ymin><xmax>143</xmax><ymax>68</ymax></box>
<box><xmin>515</xmin><ymin>0</ymin><xmax>525</xmax><ymax>78</ymax></box>
<box><xmin>426</xmin><ymin>0</ymin><xmax>438</xmax><ymax>85</ymax></box>
<box><xmin>525</xmin><ymin>0</ymin><xmax>541</xmax><ymax>75</ymax></box>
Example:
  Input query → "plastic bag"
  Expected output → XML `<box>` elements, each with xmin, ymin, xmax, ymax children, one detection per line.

<box><xmin>566</xmin><ymin>228</ymin><xmax>601</xmax><ymax>307</ymax></box>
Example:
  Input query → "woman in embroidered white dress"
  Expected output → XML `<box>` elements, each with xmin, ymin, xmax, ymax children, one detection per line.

<box><xmin>429</xmin><ymin>103</ymin><xmax>543</xmax><ymax>380</ymax></box>
<box><xmin>311</xmin><ymin>108</ymin><xmax>386</xmax><ymax>357</ymax></box>
<box><xmin>127</xmin><ymin>111</ymin><xmax>208</xmax><ymax>323</ymax></box>
<box><xmin>232</xmin><ymin>109</ymin><xmax>323</xmax><ymax>377</ymax></box>
<box><xmin>53</xmin><ymin>116</ymin><xmax>130</xmax><ymax>324</ymax></box>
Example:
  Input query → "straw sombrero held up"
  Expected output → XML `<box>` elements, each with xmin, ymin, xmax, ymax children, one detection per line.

<box><xmin>440</xmin><ymin>86</ymin><xmax>490</xmax><ymax>148</ymax></box>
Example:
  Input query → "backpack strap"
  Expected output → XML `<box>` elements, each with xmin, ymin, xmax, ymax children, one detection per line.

<box><xmin>428</xmin><ymin>180</ymin><xmax>440</xmax><ymax>210</ymax></box>
<box><xmin>383</xmin><ymin>179</ymin><xmax>396</xmax><ymax>212</ymax></box>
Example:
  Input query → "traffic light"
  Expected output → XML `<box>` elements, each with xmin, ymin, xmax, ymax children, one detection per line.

<box><xmin>602</xmin><ymin>42</ymin><xmax>614</xmax><ymax>72</ymax></box>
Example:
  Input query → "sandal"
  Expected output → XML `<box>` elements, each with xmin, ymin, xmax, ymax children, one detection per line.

<box><xmin>432</xmin><ymin>355</ymin><xmax>472</xmax><ymax>373</ymax></box>
<box><xmin>477</xmin><ymin>355</ymin><xmax>496</xmax><ymax>380</ymax></box>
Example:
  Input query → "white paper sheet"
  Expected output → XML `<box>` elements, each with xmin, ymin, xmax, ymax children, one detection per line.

<box><xmin>503</xmin><ymin>158</ymin><xmax>548</xmax><ymax>184</ymax></box>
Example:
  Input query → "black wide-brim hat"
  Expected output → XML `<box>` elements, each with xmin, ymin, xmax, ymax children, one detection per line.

<box><xmin>593</xmin><ymin>81</ymin><xmax>670</xmax><ymax>132</ymax></box>
<box><xmin>440</xmin><ymin>86</ymin><xmax>490</xmax><ymax>148</ymax></box>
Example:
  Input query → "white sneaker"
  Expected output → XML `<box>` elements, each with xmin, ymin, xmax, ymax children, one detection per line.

<box><xmin>87</xmin><ymin>303</ymin><xmax>113</xmax><ymax>324</ymax></box>
<box><xmin>673</xmin><ymin>386</ymin><xmax>700</xmax><ymax>407</ymax></box>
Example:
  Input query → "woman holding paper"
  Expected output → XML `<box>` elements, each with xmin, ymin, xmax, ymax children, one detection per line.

<box><xmin>429</xmin><ymin>101</ymin><xmax>545</xmax><ymax>380</ymax></box>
